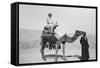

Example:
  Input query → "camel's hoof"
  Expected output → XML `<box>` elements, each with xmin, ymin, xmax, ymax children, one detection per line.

<box><xmin>55</xmin><ymin>57</ymin><xmax>58</xmax><ymax>62</ymax></box>
<box><xmin>62</xmin><ymin>57</ymin><xmax>67</xmax><ymax>60</ymax></box>
<box><xmin>55</xmin><ymin>59</ymin><xmax>58</xmax><ymax>62</ymax></box>
<box><xmin>63</xmin><ymin>58</ymin><xmax>67</xmax><ymax>60</ymax></box>
<box><xmin>42</xmin><ymin>57</ymin><xmax>46</xmax><ymax>61</ymax></box>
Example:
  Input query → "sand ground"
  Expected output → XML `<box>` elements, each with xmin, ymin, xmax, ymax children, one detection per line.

<box><xmin>19</xmin><ymin>43</ymin><xmax>96</xmax><ymax>64</ymax></box>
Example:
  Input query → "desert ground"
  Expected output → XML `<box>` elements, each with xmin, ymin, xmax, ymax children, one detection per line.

<box><xmin>19</xmin><ymin>29</ymin><xmax>96</xmax><ymax>64</ymax></box>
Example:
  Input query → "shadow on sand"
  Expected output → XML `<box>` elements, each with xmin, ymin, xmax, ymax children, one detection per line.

<box><xmin>44</xmin><ymin>54</ymin><xmax>82</xmax><ymax>61</ymax></box>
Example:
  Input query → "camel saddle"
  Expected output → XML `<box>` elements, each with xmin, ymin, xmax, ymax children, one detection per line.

<box><xmin>42</xmin><ymin>26</ymin><xmax>54</xmax><ymax>38</ymax></box>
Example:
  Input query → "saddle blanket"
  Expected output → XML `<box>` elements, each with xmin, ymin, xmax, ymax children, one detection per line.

<box><xmin>55</xmin><ymin>30</ymin><xmax>66</xmax><ymax>39</ymax></box>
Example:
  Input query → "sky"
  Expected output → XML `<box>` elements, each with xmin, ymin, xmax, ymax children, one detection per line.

<box><xmin>19</xmin><ymin>4</ymin><xmax>96</xmax><ymax>36</ymax></box>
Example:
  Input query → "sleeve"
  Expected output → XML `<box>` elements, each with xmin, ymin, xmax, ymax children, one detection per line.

<box><xmin>80</xmin><ymin>37</ymin><xmax>84</xmax><ymax>44</ymax></box>
<box><xmin>86</xmin><ymin>37</ymin><xmax>89</xmax><ymax>47</ymax></box>
<box><xmin>80</xmin><ymin>37</ymin><xmax>82</xmax><ymax>43</ymax></box>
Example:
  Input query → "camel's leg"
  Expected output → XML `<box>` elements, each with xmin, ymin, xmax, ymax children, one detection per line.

<box><xmin>62</xmin><ymin>43</ymin><xmax>67</xmax><ymax>60</ymax></box>
<box><xmin>55</xmin><ymin>44</ymin><xmax>58</xmax><ymax>62</ymax></box>
<box><xmin>40</xmin><ymin>45</ymin><xmax>46</xmax><ymax>61</ymax></box>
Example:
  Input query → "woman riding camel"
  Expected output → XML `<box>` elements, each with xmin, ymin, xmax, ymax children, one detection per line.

<box><xmin>46</xmin><ymin>13</ymin><xmax>57</xmax><ymax>33</ymax></box>
<box><xmin>42</xmin><ymin>13</ymin><xmax>60</xmax><ymax>50</ymax></box>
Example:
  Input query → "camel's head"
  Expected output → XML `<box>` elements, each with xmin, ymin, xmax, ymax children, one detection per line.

<box><xmin>76</xmin><ymin>30</ymin><xmax>86</xmax><ymax>36</ymax></box>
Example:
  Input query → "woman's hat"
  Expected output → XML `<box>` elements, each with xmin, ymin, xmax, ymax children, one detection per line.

<box><xmin>48</xmin><ymin>13</ymin><xmax>52</xmax><ymax>17</ymax></box>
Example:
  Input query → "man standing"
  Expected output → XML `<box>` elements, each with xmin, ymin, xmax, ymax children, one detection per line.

<box><xmin>80</xmin><ymin>34</ymin><xmax>90</xmax><ymax>61</ymax></box>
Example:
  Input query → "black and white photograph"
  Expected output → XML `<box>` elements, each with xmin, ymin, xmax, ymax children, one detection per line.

<box><xmin>11</xmin><ymin>2</ymin><xmax>97</xmax><ymax>65</ymax></box>
<box><xmin>18</xmin><ymin>3</ymin><xmax>97</xmax><ymax>64</ymax></box>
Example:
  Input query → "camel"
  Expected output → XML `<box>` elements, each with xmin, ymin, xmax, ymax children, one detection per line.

<box><xmin>40</xmin><ymin>24</ymin><xmax>86</xmax><ymax>61</ymax></box>
<box><xmin>55</xmin><ymin>30</ymin><xmax>86</xmax><ymax>61</ymax></box>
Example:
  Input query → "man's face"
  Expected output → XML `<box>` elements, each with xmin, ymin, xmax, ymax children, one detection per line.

<box><xmin>83</xmin><ymin>35</ymin><xmax>86</xmax><ymax>38</ymax></box>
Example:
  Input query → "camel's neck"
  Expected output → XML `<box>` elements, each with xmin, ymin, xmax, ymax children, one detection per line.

<box><xmin>61</xmin><ymin>32</ymin><xmax>81</xmax><ymax>43</ymax></box>
<box><xmin>58</xmin><ymin>30</ymin><xmax>85</xmax><ymax>43</ymax></box>
<box><xmin>71</xmin><ymin>33</ymin><xmax>79</xmax><ymax>42</ymax></box>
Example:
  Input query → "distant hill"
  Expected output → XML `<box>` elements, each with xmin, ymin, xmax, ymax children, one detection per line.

<box><xmin>19</xmin><ymin>29</ymin><xmax>42</xmax><ymax>48</ymax></box>
<box><xmin>19</xmin><ymin>29</ymin><xmax>42</xmax><ymax>42</ymax></box>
